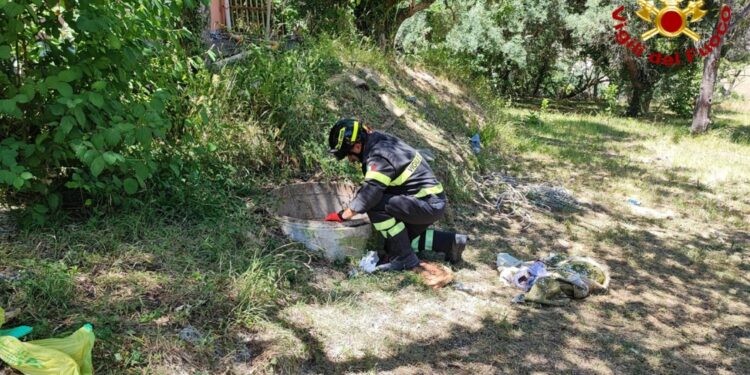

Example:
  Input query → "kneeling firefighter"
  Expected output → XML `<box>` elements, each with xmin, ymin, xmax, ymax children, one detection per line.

<box><xmin>324</xmin><ymin>118</ymin><xmax>468</xmax><ymax>271</ymax></box>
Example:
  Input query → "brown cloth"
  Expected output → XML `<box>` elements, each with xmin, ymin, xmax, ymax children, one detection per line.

<box><xmin>413</xmin><ymin>261</ymin><xmax>454</xmax><ymax>289</ymax></box>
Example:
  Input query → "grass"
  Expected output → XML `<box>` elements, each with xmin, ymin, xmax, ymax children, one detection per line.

<box><xmin>1</xmin><ymin>38</ymin><xmax>749</xmax><ymax>374</ymax></box>
<box><xmin>0</xmin><ymin>193</ymin><xmax>312</xmax><ymax>373</ymax></box>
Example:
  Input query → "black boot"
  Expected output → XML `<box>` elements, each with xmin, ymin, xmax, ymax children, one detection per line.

<box><xmin>445</xmin><ymin>234</ymin><xmax>468</xmax><ymax>264</ymax></box>
<box><xmin>375</xmin><ymin>251</ymin><xmax>420</xmax><ymax>271</ymax></box>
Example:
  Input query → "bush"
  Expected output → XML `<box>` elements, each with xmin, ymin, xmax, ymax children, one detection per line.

<box><xmin>195</xmin><ymin>37</ymin><xmax>343</xmax><ymax>178</ymax></box>
<box><xmin>660</xmin><ymin>66</ymin><xmax>701</xmax><ymax>117</ymax></box>
<box><xmin>0</xmin><ymin>1</ymin><xmax>196</xmax><ymax>219</ymax></box>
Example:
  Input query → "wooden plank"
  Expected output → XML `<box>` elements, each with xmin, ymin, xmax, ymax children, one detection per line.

<box><xmin>266</xmin><ymin>0</ymin><xmax>273</xmax><ymax>40</ymax></box>
<box><xmin>252</xmin><ymin>0</ymin><xmax>260</xmax><ymax>30</ymax></box>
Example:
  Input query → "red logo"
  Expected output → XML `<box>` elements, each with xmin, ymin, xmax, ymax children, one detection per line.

<box><xmin>612</xmin><ymin>3</ymin><xmax>732</xmax><ymax>67</ymax></box>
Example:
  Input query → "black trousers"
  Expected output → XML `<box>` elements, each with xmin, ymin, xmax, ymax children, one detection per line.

<box><xmin>366</xmin><ymin>193</ymin><xmax>456</xmax><ymax>258</ymax></box>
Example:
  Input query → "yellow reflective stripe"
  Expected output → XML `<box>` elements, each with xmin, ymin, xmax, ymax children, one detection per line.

<box><xmin>425</xmin><ymin>229</ymin><xmax>434</xmax><ymax>251</ymax></box>
<box><xmin>386</xmin><ymin>222</ymin><xmax>406</xmax><ymax>237</ymax></box>
<box><xmin>365</xmin><ymin>171</ymin><xmax>392</xmax><ymax>185</ymax></box>
<box><xmin>335</xmin><ymin>128</ymin><xmax>346</xmax><ymax>150</ymax></box>
<box><xmin>414</xmin><ymin>183</ymin><xmax>444</xmax><ymax>198</ymax></box>
<box><xmin>390</xmin><ymin>153</ymin><xmax>423</xmax><ymax>186</ymax></box>
<box><xmin>411</xmin><ymin>236</ymin><xmax>420</xmax><ymax>250</ymax></box>
<box><xmin>351</xmin><ymin>121</ymin><xmax>359</xmax><ymax>142</ymax></box>
<box><xmin>373</xmin><ymin>218</ymin><xmax>396</xmax><ymax>231</ymax></box>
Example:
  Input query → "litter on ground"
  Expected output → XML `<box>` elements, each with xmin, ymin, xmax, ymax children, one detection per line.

<box><xmin>358</xmin><ymin>251</ymin><xmax>379</xmax><ymax>273</ymax></box>
<box><xmin>0</xmin><ymin>307</ymin><xmax>95</xmax><ymax>375</ymax></box>
<box><xmin>472</xmin><ymin>173</ymin><xmax>580</xmax><ymax>228</ymax></box>
<box><xmin>498</xmin><ymin>253</ymin><xmax>610</xmax><ymax>306</ymax></box>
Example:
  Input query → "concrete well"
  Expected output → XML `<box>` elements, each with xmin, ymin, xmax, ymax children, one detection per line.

<box><xmin>271</xmin><ymin>183</ymin><xmax>372</xmax><ymax>261</ymax></box>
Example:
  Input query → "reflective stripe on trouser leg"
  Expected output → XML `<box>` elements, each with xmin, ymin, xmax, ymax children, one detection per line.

<box><xmin>425</xmin><ymin>229</ymin><xmax>434</xmax><ymax>251</ymax></box>
<box><xmin>411</xmin><ymin>229</ymin><xmax>435</xmax><ymax>251</ymax></box>
<box><xmin>372</xmin><ymin>218</ymin><xmax>406</xmax><ymax>238</ymax></box>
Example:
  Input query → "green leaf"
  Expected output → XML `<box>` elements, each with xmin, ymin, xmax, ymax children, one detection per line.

<box><xmin>14</xmin><ymin>93</ymin><xmax>30</xmax><ymax>104</ymax></box>
<box><xmin>1</xmin><ymin>149</ymin><xmax>17</xmax><ymax>167</ymax></box>
<box><xmin>74</xmin><ymin>107</ymin><xmax>86</xmax><ymax>126</ymax></box>
<box><xmin>208</xmin><ymin>143</ymin><xmax>218</xmax><ymax>152</ymax></box>
<box><xmin>51</xmin><ymin>82</ymin><xmax>73</xmax><ymax>97</ymax></box>
<box><xmin>58</xmin><ymin>68</ymin><xmax>81</xmax><ymax>82</ymax></box>
<box><xmin>116</xmin><ymin>123</ymin><xmax>135</xmax><ymax>133</ymax></box>
<box><xmin>108</xmin><ymin>35</ymin><xmax>122</xmax><ymax>49</ymax></box>
<box><xmin>135</xmin><ymin>128</ymin><xmax>152</xmax><ymax>145</ymax></box>
<box><xmin>48</xmin><ymin>194</ymin><xmax>61</xmax><ymax>210</ymax></box>
<box><xmin>83</xmin><ymin>149</ymin><xmax>98</xmax><ymax>164</ymax></box>
<box><xmin>134</xmin><ymin>162</ymin><xmax>150</xmax><ymax>181</ymax></box>
<box><xmin>13</xmin><ymin>177</ymin><xmax>24</xmax><ymax>189</ymax></box>
<box><xmin>60</xmin><ymin>116</ymin><xmax>75</xmax><ymax>135</ymax></box>
<box><xmin>89</xmin><ymin>92</ymin><xmax>104</xmax><ymax>108</ymax></box>
<box><xmin>102</xmin><ymin>151</ymin><xmax>120</xmax><ymax>165</ymax></box>
<box><xmin>92</xmin><ymin>81</ymin><xmax>107</xmax><ymax>91</ymax></box>
<box><xmin>0</xmin><ymin>99</ymin><xmax>19</xmax><ymax>115</ymax></box>
<box><xmin>123</xmin><ymin>178</ymin><xmax>138</xmax><ymax>195</ymax></box>
<box><xmin>91</xmin><ymin>156</ymin><xmax>106</xmax><ymax>177</ymax></box>
<box><xmin>169</xmin><ymin>163</ymin><xmax>180</xmax><ymax>176</ymax></box>
<box><xmin>20</xmin><ymin>172</ymin><xmax>32</xmax><ymax>180</ymax></box>
<box><xmin>92</xmin><ymin>133</ymin><xmax>105</xmax><ymax>149</ymax></box>
<box><xmin>104</xmin><ymin>128</ymin><xmax>121</xmax><ymax>146</ymax></box>
<box><xmin>50</xmin><ymin>104</ymin><xmax>66</xmax><ymax>116</ymax></box>
<box><xmin>0</xmin><ymin>45</ymin><xmax>11</xmax><ymax>60</ymax></box>
<box><xmin>199</xmin><ymin>108</ymin><xmax>209</xmax><ymax>125</ymax></box>
<box><xmin>0</xmin><ymin>170</ymin><xmax>14</xmax><ymax>184</ymax></box>
<box><xmin>20</xmin><ymin>83</ymin><xmax>36</xmax><ymax>98</ymax></box>
<box><xmin>4</xmin><ymin>2</ymin><xmax>23</xmax><ymax>17</ymax></box>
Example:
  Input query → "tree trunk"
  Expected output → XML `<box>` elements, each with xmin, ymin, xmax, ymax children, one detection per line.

<box><xmin>532</xmin><ymin>59</ymin><xmax>549</xmax><ymax>97</ymax></box>
<box><xmin>627</xmin><ymin>84</ymin><xmax>655</xmax><ymax>117</ymax></box>
<box><xmin>691</xmin><ymin>1</ymin><xmax>750</xmax><ymax>133</ymax></box>
<box><xmin>624</xmin><ymin>54</ymin><xmax>658</xmax><ymax>117</ymax></box>
<box><xmin>690</xmin><ymin>49</ymin><xmax>722</xmax><ymax>133</ymax></box>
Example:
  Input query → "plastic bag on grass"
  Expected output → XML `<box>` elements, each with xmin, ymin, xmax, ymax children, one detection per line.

<box><xmin>0</xmin><ymin>307</ymin><xmax>33</xmax><ymax>339</ymax></box>
<box><xmin>0</xmin><ymin>324</ymin><xmax>95</xmax><ymax>375</ymax></box>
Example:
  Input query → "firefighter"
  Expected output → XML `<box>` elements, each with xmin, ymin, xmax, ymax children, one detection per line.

<box><xmin>324</xmin><ymin>118</ymin><xmax>468</xmax><ymax>271</ymax></box>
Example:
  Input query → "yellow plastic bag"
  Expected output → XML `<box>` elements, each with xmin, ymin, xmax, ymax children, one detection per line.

<box><xmin>0</xmin><ymin>324</ymin><xmax>95</xmax><ymax>375</ymax></box>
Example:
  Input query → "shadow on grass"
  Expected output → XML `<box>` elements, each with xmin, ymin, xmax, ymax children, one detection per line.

<box><xmin>271</xmin><ymin>218</ymin><xmax>750</xmax><ymax>373</ymax></box>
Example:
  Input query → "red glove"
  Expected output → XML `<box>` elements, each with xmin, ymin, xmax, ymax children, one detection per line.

<box><xmin>324</xmin><ymin>211</ymin><xmax>344</xmax><ymax>222</ymax></box>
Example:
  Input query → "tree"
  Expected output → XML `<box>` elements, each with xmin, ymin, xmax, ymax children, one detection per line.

<box><xmin>354</xmin><ymin>0</ymin><xmax>437</xmax><ymax>48</ymax></box>
<box><xmin>691</xmin><ymin>0</ymin><xmax>750</xmax><ymax>133</ymax></box>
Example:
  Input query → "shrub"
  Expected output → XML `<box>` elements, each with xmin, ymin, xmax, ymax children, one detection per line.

<box><xmin>0</xmin><ymin>1</ymin><xmax>195</xmax><ymax>219</ymax></box>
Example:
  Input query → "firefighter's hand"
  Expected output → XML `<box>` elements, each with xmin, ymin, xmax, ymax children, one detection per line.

<box><xmin>340</xmin><ymin>208</ymin><xmax>357</xmax><ymax>221</ymax></box>
<box><xmin>324</xmin><ymin>211</ymin><xmax>344</xmax><ymax>222</ymax></box>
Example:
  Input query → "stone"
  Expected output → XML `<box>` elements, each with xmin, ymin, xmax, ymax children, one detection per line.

<box><xmin>361</xmin><ymin>68</ymin><xmax>382</xmax><ymax>88</ymax></box>
<box><xmin>379</xmin><ymin>94</ymin><xmax>406</xmax><ymax>117</ymax></box>
<box><xmin>348</xmin><ymin>74</ymin><xmax>369</xmax><ymax>90</ymax></box>
<box><xmin>178</xmin><ymin>325</ymin><xmax>203</xmax><ymax>345</ymax></box>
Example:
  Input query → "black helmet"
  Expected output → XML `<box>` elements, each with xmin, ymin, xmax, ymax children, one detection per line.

<box><xmin>328</xmin><ymin>118</ymin><xmax>363</xmax><ymax>160</ymax></box>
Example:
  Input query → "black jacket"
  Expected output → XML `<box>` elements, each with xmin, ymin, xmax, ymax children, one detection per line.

<box><xmin>350</xmin><ymin>131</ymin><xmax>442</xmax><ymax>213</ymax></box>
